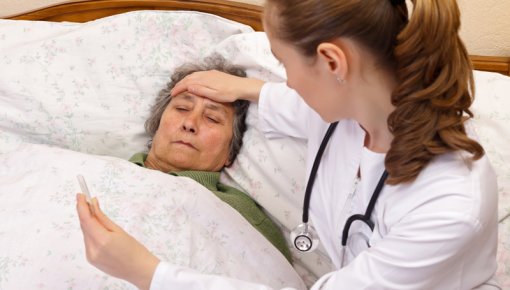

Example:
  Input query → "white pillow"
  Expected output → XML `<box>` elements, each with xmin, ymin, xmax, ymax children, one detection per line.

<box><xmin>470</xmin><ymin>70</ymin><xmax>510</xmax><ymax>287</ymax></box>
<box><xmin>0</xmin><ymin>10</ymin><xmax>253</xmax><ymax>157</ymax></box>
<box><xmin>472</xmin><ymin>70</ymin><xmax>510</xmax><ymax>221</ymax></box>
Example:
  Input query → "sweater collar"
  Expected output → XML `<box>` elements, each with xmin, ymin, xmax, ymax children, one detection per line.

<box><xmin>129</xmin><ymin>152</ymin><xmax>220</xmax><ymax>191</ymax></box>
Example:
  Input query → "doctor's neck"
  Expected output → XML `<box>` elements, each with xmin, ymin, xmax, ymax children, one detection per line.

<box><xmin>349</xmin><ymin>63</ymin><xmax>397</xmax><ymax>154</ymax></box>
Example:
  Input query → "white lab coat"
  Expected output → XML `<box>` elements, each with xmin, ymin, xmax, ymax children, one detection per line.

<box><xmin>150</xmin><ymin>82</ymin><xmax>499</xmax><ymax>290</ymax></box>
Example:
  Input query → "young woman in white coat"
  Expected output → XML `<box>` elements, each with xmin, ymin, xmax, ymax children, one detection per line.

<box><xmin>76</xmin><ymin>0</ymin><xmax>500</xmax><ymax>289</ymax></box>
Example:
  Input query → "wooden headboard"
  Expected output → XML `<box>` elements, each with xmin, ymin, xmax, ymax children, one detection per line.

<box><xmin>470</xmin><ymin>55</ymin><xmax>510</xmax><ymax>76</ymax></box>
<box><xmin>7</xmin><ymin>0</ymin><xmax>510</xmax><ymax>76</ymax></box>
<box><xmin>8</xmin><ymin>0</ymin><xmax>264</xmax><ymax>30</ymax></box>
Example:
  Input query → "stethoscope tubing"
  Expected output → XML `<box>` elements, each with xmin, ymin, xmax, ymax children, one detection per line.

<box><xmin>298</xmin><ymin>121</ymin><xmax>388</xmax><ymax>251</ymax></box>
<box><xmin>302</xmin><ymin>121</ymin><xmax>339</xmax><ymax>224</ymax></box>
<box><xmin>341</xmin><ymin>171</ymin><xmax>388</xmax><ymax>246</ymax></box>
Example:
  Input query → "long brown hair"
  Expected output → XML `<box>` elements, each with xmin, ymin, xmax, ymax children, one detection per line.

<box><xmin>265</xmin><ymin>0</ymin><xmax>484</xmax><ymax>184</ymax></box>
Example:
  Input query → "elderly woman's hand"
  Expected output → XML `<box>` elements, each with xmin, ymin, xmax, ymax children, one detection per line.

<box><xmin>76</xmin><ymin>194</ymin><xmax>160</xmax><ymax>290</ymax></box>
<box><xmin>170</xmin><ymin>70</ymin><xmax>264</xmax><ymax>103</ymax></box>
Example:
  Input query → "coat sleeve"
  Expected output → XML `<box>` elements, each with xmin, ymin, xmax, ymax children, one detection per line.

<box><xmin>150</xmin><ymin>262</ymin><xmax>336</xmax><ymax>290</ymax></box>
<box><xmin>258</xmin><ymin>82</ymin><xmax>319</xmax><ymax>140</ymax></box>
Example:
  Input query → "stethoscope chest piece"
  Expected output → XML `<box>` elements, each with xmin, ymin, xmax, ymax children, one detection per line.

<box><xmin>290</xmin><ymin>223</ymin><xmax>319</xmax><ymax>252</ymax></box>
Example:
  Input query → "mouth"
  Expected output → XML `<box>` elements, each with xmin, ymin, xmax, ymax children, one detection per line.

<box><xmin>174</xmin><ymin>140</ymin><xmax>197</xmax><ymax>150</ymax></box>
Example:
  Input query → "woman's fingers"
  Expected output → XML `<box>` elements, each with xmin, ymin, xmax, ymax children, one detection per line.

<box><xmin>170</xmin><ymin>70</ymin><xmax>248</xmax><ymax>103</ymax></box>
<box><xmin>170</xmin><ymin>71</ymin><xmax>208</xmax><ymax>97</ymax></box>
<box><xmin>188</xmin><ymin>85</ymin><xmax>220</xmax><ymax>100</ymax></box>
<box><xmin>77</xmin><ymin>194</ymin><xmax>122</xmax><ymax>244</ymax></box>
<box><xmin>171</xmin><ymin>69</ymin><xmax>264</xmax><ymax>103</ymax></box>
<box><xmin>77</xmin><ymin>193</ymin><xmax>113</xmax><ymax>260</ymax></box>
<box><xmin>76</xmin><ymin>194</ymin><xmax>110</xmax><ymax>235</ymax></box>
<box><xmin>76</xmin><ymin>193</ymin><xmax>92</xmax><ymax>220</ymax></box>
<box><xmin>75</xmin><ymin>193</ymin><xmax>160</xmax><ymax>290</ymax></box>
<box><xmin>90</xmin><ymin>197</ymin><xmax>122</xmax><ymax>232</ymax></box>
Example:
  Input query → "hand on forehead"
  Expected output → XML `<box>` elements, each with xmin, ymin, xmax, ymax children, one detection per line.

<box><xmin>173</xmin><ymin>90</ymin><xmax>232</xmax><ymax>106</ymax></box>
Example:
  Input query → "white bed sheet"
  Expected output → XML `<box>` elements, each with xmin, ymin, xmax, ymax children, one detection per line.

<box><xmin>0</xmin><ymin>142</ymin><xmax>305</xmax><ymax>289</ymax></box>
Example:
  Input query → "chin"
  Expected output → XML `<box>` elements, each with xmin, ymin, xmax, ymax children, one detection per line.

<box><xmin>301</xmin><ymin>99</ymin><xmax>343</xmax><ymax>124</ymax></box>
<box><xmin>318</xmin><ymin>112</ymin><xmax>342</xmax><ymax>124</ymax></box>
<box><xmin>168</xmin><ymin>158</ymin><xmax>193</xmax><ymax>170</ymax></box>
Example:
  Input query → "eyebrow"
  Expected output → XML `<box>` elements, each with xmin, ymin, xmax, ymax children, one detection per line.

<box><xmin>174</xmin><ymin>93</ymin><xmax>229</xmax><ymax>116</ymax></box>
<box><xmin>204</xmin><ymin>102</ymin><xmax>228</xmax><ymax>116</ymax></box>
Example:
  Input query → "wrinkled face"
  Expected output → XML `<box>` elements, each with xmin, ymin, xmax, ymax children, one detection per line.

<box><xmin>148</xmin><ymin>92</ymin><xmax>235</xmax><ymax>172</ymax></box>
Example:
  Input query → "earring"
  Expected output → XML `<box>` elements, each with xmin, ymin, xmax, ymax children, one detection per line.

<box><xmin>336</xmin><ymin>77</ymin><xmax>346</xmax><ymax>85</ymax></box>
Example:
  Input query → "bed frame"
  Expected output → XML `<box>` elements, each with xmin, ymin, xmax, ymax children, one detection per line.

<box><xmin>7</xmin><ymin>0</ymin><xmax>510</xmax><ymax>76</ymax></box>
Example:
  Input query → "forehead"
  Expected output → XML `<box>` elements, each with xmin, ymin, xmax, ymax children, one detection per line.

<box><xmin>171</xmin><ymin>92</ymin><xmax>234</xmax><ymax>114</ymax></box>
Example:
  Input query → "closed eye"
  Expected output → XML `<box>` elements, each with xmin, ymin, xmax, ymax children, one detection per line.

<box><xmin>206</xmin><ymin>116</ymin><xmax>220</xmax><ymax>123</ymax></box>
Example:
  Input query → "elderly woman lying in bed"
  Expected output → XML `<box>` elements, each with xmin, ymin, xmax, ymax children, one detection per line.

<box><xmin>0</xmin><ymin>58</ymin><xmax>304</xmax><ymax>290</ymax></box>
<box><xmin>0</xmin><ymin>56</ymin><xmax>303</xmax><ymax>290</ymax></box>
<box><xmin>128</xmin><ymin>55</ymin><xmax>289</xmax><ymax>261</ymax></box>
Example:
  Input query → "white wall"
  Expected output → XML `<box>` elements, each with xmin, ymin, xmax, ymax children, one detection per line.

<box><xmin>458</xmin><ymin>0</ymin><xmax>510</xmax><ymax>56</ymax></box>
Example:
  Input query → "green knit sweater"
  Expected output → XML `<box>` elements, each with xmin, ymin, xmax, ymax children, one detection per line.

<box><xmin>130</xmin><ymin>153</ymin><xmax>291</xmax><ymax>262</ymax></box>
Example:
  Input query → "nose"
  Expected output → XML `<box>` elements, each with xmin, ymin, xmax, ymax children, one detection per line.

<box><xmin>182</xmin><ymin>112</ymin><xmax>198</xmax><ymax>133</ymax></box>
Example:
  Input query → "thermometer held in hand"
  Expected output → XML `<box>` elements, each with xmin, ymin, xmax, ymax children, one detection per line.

<box><xmin>77</xmin><ymin>175</ymin><xmax>93</xmax><ymax>203</ymax></box>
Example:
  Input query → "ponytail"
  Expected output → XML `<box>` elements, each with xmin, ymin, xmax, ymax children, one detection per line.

<box><xmin>386</xmin><ymin>0</ymin><xmax>484</xmax><ymax>184</ymax></box>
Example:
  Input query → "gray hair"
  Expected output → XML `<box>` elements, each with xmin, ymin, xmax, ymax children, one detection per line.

<box><xmin>145</xmin><ymin>54</ymin><xmax>250</xmax><ymax>167</ymax></box>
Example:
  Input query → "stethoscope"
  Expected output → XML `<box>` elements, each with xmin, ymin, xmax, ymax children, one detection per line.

<box><xmin>291</xmin><ymin>121</ymin><xmax>388</xmax><ymax>253</ymax></box>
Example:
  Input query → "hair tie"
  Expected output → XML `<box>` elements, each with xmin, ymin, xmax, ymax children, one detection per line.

<box><xmin>390</xmin><ymin>0</ymin><xmax>406</xmax><ymax>6</ymax></box>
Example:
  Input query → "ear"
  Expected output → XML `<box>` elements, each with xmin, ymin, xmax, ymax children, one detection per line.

<box><xmin>316</xmin><ymin>42</ymin><xmax>348</xmax><ymax>81</ymax></box>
